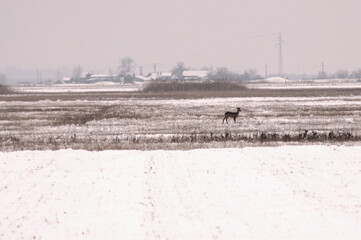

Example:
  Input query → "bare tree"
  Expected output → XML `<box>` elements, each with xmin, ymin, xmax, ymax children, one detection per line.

<box><xmin>56</xmin><ymin>69</ymin><xmax>63</xmax><ymax>82</ymax></box>
<box><xmin>72</xmin><ymin>64</ymin><xmax>82</xmax><ymax>82</ymax></box>
<box><xmin>0</xmin><ymin>73</ymin><xmax>13</xmax><ymax>94</ymax></box>
<box><xmin>118</xmin><ymin>57</ymin><xmax>136</xmax><ymax>76</ymax></box>
<box><xmin>317</xmin><ymin>71</ymin><xmax>327</xmax><ymax>79</ymax></box>
<box><xmin>335</xmin><ymin>70</ymin><xmax>349</xmax><ymax>79</ymax></box>
<box><xmin>0</xmin><ymin>73</ymin><xmax>6</xmax><ymax>84</ymax></box>
<box><xmin>350</xmin><ymin>69</ymin><xmax>361</xmax><ymax>79</ymax></box>
<box><xmin>209</xmin><ymin>67</ymin><xmax>241</xmax><ymax>81</ymax></box>
<box><xmin>246</xmin><ymin>68</ymin><xmax>259</xmax><ymax>80</ymax></box>
<box><xmin>171</xmin><ymin>61</ymin><xmax>189</xmax><ymax>80</ymax></box>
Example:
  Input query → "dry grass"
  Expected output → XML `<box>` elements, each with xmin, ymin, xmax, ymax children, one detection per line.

<box><xmin>1</xmin><ymin>130</ymin><xmax>360</xmax><ymax>151</ymax></box>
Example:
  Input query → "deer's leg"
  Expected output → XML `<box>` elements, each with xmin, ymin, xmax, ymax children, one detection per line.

<box><xmin>234</xmin><ymin>117</ymin><xmax>236</xmax><ymax>123</ymax></box>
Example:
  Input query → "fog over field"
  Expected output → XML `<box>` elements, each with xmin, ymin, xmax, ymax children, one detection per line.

<box><xmin>0</xmin><ymin>0</ymin><xmax>360</xmax><ymax>81</ymax></box>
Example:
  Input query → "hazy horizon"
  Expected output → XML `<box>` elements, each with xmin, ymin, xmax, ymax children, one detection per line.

<box><xmin>1</xmin><ymin>0</ymin><xmax>360</xmax><ymax>80</ymax></box>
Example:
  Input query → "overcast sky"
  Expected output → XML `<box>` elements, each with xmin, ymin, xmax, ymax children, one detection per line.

<box><xmin>0</xmin><ymin>0</ymin><xmax>360</xmax><ymax>76</ymax></box>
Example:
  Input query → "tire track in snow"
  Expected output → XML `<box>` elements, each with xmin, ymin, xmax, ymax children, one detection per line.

<box><xmin>141</xmin><ymin>152</ymin><xmax>212</xmax><ymax>239</ymax></box>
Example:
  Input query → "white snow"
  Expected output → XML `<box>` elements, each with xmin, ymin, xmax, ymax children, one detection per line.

<box><xmin>265</xmin><ymin>77</ymin><xmax>288</xmax><ymax>83</ymax></box>
<box><xmin>13</xmin><ymin>83</ymin><xmax>141</xmax><ymax>93</ymax></box>
<box><xmin>248</xmin><ymin>83</ymin><xmax>361</xmax><ymax>90</ymax></box>
<box><xmin>1</xmin><ymin>145</ymin><xmax>361</xmax><ymax>239</ymax></box>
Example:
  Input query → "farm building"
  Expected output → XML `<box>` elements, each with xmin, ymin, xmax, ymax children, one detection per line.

<box><xmin>182</xmin><ymin>70</ymin><xmax>209</xmax><ymax>80</ymax></box>
<box><xmin>146</xmin><ymin>72</ymin><xmax>172</xmax><ymax>81</ymax></box>
<box><xmin>62</xmin><ymin>73</ymin><xmax>125</xmax><ymax>84</ymax></box>
<box><xmin>61</xmin><ymin>77</ymin><xmax>72</xmax><ymax>83</ymax></box>
<box><xmin>86</xmin><ymin>74</ymin><xmax>121</xmax><ymax>83</ymax></box>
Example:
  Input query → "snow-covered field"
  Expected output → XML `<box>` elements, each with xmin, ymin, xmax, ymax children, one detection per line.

<box><xmin>1</xmin><ymin>145</ymin><xmax>361</xmax><ymax>239</ymax></box>
<box><xmin>248</xmin><ymin>83</ymin><xmax>361</xmax><ymax>90</ymax></box>
<box><xmin>11</xmin><ymin>78</ymin><xmax>361</xmax><ymax>93</ymax></box>
<box><xmin>247</xmin><ymin>78</ymin><xmax>361</xmax><ymax>89</ymax></box>
<box><xmin>13</xmin><ymin>83</ymin><xmax>142</xmax><ymax>93</ymax></box>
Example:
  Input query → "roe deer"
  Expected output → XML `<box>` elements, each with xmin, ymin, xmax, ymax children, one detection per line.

<box><xmin>222</xmin><ymin>107</ymin><xmax>241</xmax><ymax>124</ymax></box>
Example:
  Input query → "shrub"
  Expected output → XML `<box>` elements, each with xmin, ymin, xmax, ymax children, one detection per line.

<box><xmin>0</xmin><ymin>84</ymin><xmax>15</xmax><ymax>95</ymax></box>
<box><xmin>143</xmin><ymin>80</ymin><xmax>247</xmax><ymax>92</ymax></box>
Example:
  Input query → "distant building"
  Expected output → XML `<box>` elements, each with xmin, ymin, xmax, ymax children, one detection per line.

<box><xmin>87</xmin><ymin>74</ymin><xmax>119</xmax><ymax>83</ymax></box>
<box><xmin>134</xmin><ymin>75</ymin><xmax>149</xmax><ymax>82</ymax></box>
<box><xmin>62</xmin><ymin>70</ymin><xmax>210</xmax><ymax>83</ymax></box>
<box><xmin>62</xmin><ymin>72</ymin><xmax>124</xmax><ymax>84</ymax></box>
<box><xmin>146</xmin><ymin>72</ymin><xmax>172</xmax><ymax>81</ymax></box>
<box><xmin>62</xmin><ymin>77</ymin><xmax>72</xmax><ymax>83</ymax></box>
<box><xmin>182</xmin><ymin>71</ymin><xmax>209</xmax><ymax>80</ymax></box>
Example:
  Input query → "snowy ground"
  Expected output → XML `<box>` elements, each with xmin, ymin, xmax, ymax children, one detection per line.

<box><xmin>13</xmin><ymin>83</ymin><xmax>142</xmax><ymax>93</ymax></box>
<box><xmin>12</xmin><ymin>79</ymin><xmax>361</xmax><ymax>93</ymax></box>
<box><xmin>1</xmin><ymin>145</ymin><xmax>361</xmax><ymax>239</ymax></box>
<box><xmin>247</xmin><ymin>78</ymin><xmax>361</xmax><ymax>89</ymax></box>
<box><xmin>248</xmin><ymin>83</ymin><xmax>361</xmax><ymax>90</ymax></box>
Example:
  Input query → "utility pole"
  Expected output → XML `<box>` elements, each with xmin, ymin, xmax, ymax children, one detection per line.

<box><xmin>140</xmin><ymin>66</ymin><xmax>143</xmax><ymax>76</ymax></box>
<box><xmin>320</xmin><ymin>62</ymin><xmax>326</xmax><ymax>79</ymax></box>
<box><xmin>278</xmin><ymin>32</ymin><xmax>284</xmax><ymax>78</ymax></box>
<box><xmin>153</xmin><ymin>64</ymin><xmax>157</xmax><ymax>73</ymax></box>
<box><xmin>265</xmin><ymin>64</ymin><xmax>268</xmax><ymax>79</ymax></box>
<box><xmin>321</xmin><ymin>62</ymin><xmax>324</xmax><ymax>74</ymax></box>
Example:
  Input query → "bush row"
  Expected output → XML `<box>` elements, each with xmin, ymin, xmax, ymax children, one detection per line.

<box><xmin>2</xmin><ymin>130</ymin><xmax>360</xmax><ymax>151</ymax></box>
<box><xmin>0</xmin><ymin>84</ymin><xmax>15</xmax><ymax>95</ymax></box>
<box><xmin>142</xmin><ymin>80</ymin><xmax>247</xmax><ymax>92</ymax></box>
<box><xmin>167</xmin><ymin>130</ymin><xmax>360</xmax><ymax>143</ymax></box>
